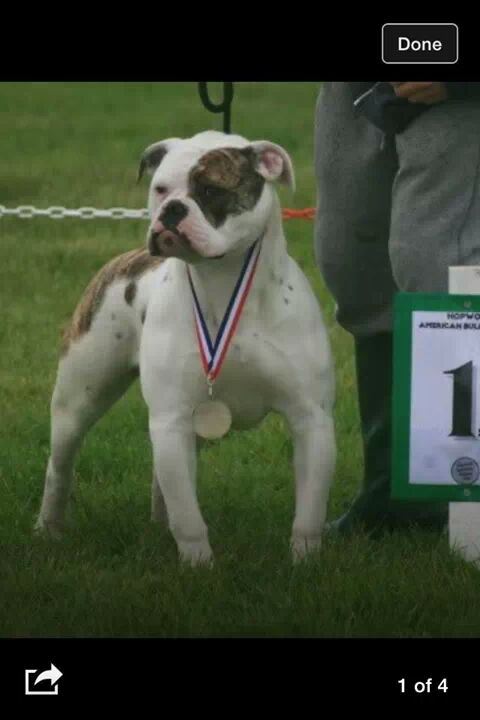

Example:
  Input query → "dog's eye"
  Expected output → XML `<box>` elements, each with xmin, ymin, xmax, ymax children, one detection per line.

<box><xmin>203</xmin><ymin>185</ymin><xmax>225</xmax><ymax>199</ymax></box>
<box><xmin>155</xmin><ymin>185</ymin><xmax>167</xmax><ymax>195</ymax></box>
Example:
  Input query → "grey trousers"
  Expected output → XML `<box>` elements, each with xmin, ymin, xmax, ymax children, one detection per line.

<box><xmin>314</xmin><ymin>82</ymin><xmax>480</xmax><ymax>338</ymax></box>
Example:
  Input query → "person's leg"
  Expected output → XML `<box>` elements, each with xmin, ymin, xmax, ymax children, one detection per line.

<box><xmin>314</xmin><ymin>82</ymin><xmax>447</xmax><ymax>533</ymax></box>
<box><xmin>391</xmin><ymin>100</ymin><xmax>480</xmax><ymax>294</ymax></box>
<box><xmin>314</xmin><ymin>82</ymin><xmax>398</xmax><ymax>339</ymax></box>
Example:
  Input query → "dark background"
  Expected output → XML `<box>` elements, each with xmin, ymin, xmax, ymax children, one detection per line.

<box><xmin>1</xmin><ymin>638</ymin><xmax>472</xmax><ymax>707</ymax></box>
<box><xmin>0</xmin><ymin>11</ymin><xmax>477</xmax><ymax>80</ymax></box>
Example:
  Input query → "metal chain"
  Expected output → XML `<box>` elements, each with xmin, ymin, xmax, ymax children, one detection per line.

<box><xmin>0</xmin><ymin>204</ymin><xmax>316</xmax><ymax>222</ymax></box>
<box><xmin>0</xmin><ymin>205</ymin><xmax>150</xmax><ymax>220</ymax></box>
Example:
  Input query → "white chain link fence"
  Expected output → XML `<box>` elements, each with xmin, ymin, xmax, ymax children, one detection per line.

<box><xmin>0</xmin><ymin>205</ymin><xmax>149</xmax><ymax>220</ymax></box>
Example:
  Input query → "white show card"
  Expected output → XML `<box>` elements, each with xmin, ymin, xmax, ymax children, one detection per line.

<box><xmin>410</xmin><ymin>310</ymin><xmax>480</xmax><ymax>487</ymax></box>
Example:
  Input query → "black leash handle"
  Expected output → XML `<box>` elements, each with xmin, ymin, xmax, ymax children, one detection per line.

<box><xmin>198</xmin><ymin>82</ymin><xmax>234</xmax><ymax>134</ymax></box>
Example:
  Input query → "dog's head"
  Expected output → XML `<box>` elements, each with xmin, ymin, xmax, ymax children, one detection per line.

<box><xmin>137</xmin><ymin>131</ymin><xmax>295</xmax><ymax>262</ymax></box>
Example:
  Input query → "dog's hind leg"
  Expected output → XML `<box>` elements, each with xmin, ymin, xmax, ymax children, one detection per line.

<box><xmin>35</xmin><ymin>355</ymin><xmax>138</xmax><ymax>538</ymax></box>
<box><xmin>35</xmin><ymin>295</ymin><xmax>141</xmax><ymax>537</ymax></box>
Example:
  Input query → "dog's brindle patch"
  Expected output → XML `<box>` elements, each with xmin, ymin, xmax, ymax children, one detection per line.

<box><xmin>124</xmin><ymin>281</ymin><xmax>137</xmax><ymax>305</ymax></box>
<box><xmin>188</xmin><ymin>147</ymin><xmax>264</xmax><ymax>228</ymax></box>
<box><xmin>61</xmin><ymin>248</ymin><xmax>163</xmax><ymax>354</ymax></box>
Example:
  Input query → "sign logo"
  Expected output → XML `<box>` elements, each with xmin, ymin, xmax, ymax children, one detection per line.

<box><xmin>451</xmin><ymin>457</ymin><xmax>480</xmax><ymax>486</ymax></box>
<box><xmin>25</xmin><ymin>663</ymin><xmax>63</xmax><ymax>696</ymax></box>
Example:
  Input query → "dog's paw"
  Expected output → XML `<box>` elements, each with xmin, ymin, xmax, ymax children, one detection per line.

<box><xmin>34</xmin><ymin>517</ymin><xmax>64</xmax><ymax>541</ymax></box>
<box><xmin>290</xmin><ymin>532</ymin><xmax>322</xmax><ymax>563</ymax></box>
<box><xmin>178</xmin><ymin>539</ymin><xmax>214</xmax><ymax>568</ymax></box>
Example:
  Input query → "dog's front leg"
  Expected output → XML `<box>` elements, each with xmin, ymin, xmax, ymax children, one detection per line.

<box><xmin>149</xmin><ymin>417</ymin><xmax>213</xmax><ymax>566</ymax></box>
<box><xmin>288</xmin><ymin>408</ymin><xmax>336</xmax><ymax>562</ymax></box>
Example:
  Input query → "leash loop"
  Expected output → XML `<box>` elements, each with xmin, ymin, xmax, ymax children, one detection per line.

<box><xmin>198</xmin><ymin>82</ymin><xmax>234</xmax><ymax>134</ymax></box>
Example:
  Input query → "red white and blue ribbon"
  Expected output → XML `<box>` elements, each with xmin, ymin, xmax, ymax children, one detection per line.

<box><xmin>187</xmin><ymin>238</ymin><xmax>262</xmax><ymax>386</ymax></box>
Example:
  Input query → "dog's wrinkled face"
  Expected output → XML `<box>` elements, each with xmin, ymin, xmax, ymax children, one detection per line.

<box><xmin>138</xmin><ymin>131</ymin><xmax>295</xmax><ymax>262</ymax></box>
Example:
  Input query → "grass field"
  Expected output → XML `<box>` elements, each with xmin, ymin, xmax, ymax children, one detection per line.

<box><xmin>1</xmin><ymin>82</ymin><xmax>480</xmax><ymax>638</ymax></box>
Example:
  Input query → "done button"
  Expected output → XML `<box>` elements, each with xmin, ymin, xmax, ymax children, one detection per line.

<box><xmin>382</xmin><ymin>23</ymin><xmax>458</xmax><ymax>64</ymax></box>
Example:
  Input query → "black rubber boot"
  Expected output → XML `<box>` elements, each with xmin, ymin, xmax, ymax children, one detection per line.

<box><xmin>330</xmin><ymin>332</ymin><xmax>448</xmax><ymax>536</ymax></box>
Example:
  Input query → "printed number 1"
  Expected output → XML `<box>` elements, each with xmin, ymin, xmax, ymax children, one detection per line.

<box><xmin>444</xmin><ymin>361</ymin><xmax>474</xmax><ymax>437</ymax></box>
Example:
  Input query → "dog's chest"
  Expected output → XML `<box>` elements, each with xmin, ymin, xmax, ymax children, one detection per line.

<box><xmin>202</xmin><ymin>333</ymin><xmax>272</xmax><ymax>429</ymax></box>
<box><xmin>140</xmin><ymin>258</ymin><xmax>309</xmax><ymax>430</ymax></box>
<box><xmin>201</xmin><ymin>278</ymin><xmax>281</xmax><ymax>416</ymax></box>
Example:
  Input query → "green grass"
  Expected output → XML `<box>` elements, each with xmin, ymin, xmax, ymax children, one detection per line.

<box><xmin>1</xmin><ymin>82</ymin><xmax>479</xmax><ymax>638</ymax></box>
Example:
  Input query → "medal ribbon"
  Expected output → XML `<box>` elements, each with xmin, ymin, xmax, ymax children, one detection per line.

<box><xmin>187</xmin><ymin>238</ymin><xmax>262</xmax><ymax>387</ymax></box>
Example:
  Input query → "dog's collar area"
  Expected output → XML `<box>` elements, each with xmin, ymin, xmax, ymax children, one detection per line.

<box><xmin>209</xmin><ymin>229</ymin><xmax>266</xmax><ymax>263</ymax></box>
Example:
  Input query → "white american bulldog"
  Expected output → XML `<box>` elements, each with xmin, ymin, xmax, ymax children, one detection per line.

<box><xmin>35</xmin><ymin>130</ymin><xmax>336</xmax><ymax>565</ymax></box>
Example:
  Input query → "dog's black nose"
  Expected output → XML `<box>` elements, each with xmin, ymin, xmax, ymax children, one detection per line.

<box><xmin>160</xmin><ymin>200</ymin><xmax>188</xmax><ymax>230</ymax></box>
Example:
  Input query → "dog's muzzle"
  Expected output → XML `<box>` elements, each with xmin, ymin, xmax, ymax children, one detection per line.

<box><xmin>148</xmin><ymin>228</ymin><xmax>192</xmax><ymax>257</ymax></box>
<box><xmin>148</xmin><ymin>200</ymin><xmax>192</xmax><ymax>257</ymax></box>
<box><xmin>147</xmin><ymin>197</ymin><xmax>228</xmax><ymax>260</ymax></box>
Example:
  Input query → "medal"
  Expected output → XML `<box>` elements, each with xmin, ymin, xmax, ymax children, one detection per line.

<box><xmin>187</xmin><ymin>236</ymin><xmax>263</xmax><ymax>439</ymax></box>
<box><xmin>192</xmin><ymin>400</ymin><xmax>232</xmax><ymax>440</ymax></box>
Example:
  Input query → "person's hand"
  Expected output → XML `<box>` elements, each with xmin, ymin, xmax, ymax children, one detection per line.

<box><xmin>389</xmin><ymin>82</ymin><xmax>448</xmax><ymax>104</ymax></box>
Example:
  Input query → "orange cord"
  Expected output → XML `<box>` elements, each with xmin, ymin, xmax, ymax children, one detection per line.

<box><xmin>282</xmin><ymin>208</ymin><xmax>316</xmax><ymax>220</ymax></box>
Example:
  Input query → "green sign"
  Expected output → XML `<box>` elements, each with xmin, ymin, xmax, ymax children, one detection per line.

<box><xmin>393</xmin><ymin>292</ymin><xmax>480</xmax><ymax>502</ymax></box>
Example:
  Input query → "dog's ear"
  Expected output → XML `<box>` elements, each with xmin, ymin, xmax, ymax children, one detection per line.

<box><xmin>249</xmin><ymin>141</ymin><xmax>296</xmax><ymax>193</ymax></box>
<box><xmin>137</xmin><ymin>139</ymin><xmax>180</xmax><ymax>183</ymax></box>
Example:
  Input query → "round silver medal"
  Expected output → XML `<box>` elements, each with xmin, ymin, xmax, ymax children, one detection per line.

<box><xmin>193</xmin><ymin>400</ymin><xmax>232</xmax><ymax>440</ymax></box>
